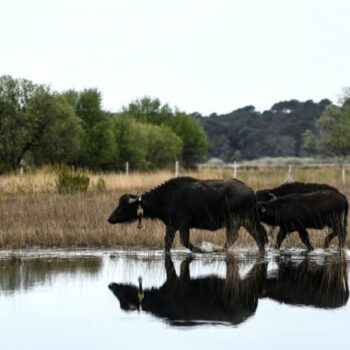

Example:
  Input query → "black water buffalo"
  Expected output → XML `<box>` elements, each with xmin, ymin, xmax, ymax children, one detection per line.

<box><xmin>256</xmin><ymin>181</ymin><xmax>340</xmax><ymax>202</ymax></box>
<box><xmin>264</xmin><ymin>257</ymin><xmax>349</xmax><ymax>309</ymax></box>
<box><xmin>108</xmin><ymin>256</ymin><xmax>267</xmax><ymax>326</ymax></box>
<box><xmin>256</xmin><ymin>182</ymin><xmax>341</xmax><ymax>238</ymax></box>
<box><xmin>108</xmin><ymin>177</ymin><xmax>267</xmax><ymax>253</ymax></box>
<box><xmin>257</xmin><ymin>190</ymin><xmax>348</xmax><ymax>250</ymax></box>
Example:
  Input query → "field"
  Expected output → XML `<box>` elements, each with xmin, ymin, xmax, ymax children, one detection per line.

<box><xmin>0</xmin><ymin>165</ymin><xmax>349</xmax><ymax>250</ymax></box>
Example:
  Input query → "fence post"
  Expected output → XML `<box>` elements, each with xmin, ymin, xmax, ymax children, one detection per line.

<box><xmin>125</xmin><ymin>161</ymin><xmax>129</xmax><ymax>175</ymax></box>
<box><xmin>285</xmin><ymin>165</ymin><xmax>294</xmax><ymax>183</ymax></box>
<box><xmin>233</xmin><ymin>161</ymin><xmax>238</xmax><ymax>179</ymax></box>
<box><xmin>20</xmin><ymin>167</ymin><xmax>24</xmax><ymax>176</ymax></box>
<box><xmin>175</xmin><ymin>161</ymin><xmax>179</xmax><ymax>177</ymax></box>
<box><xmin>342</xmin><ymin>164</ymin><xmax>346</xmax><ymax>187</ymax></box>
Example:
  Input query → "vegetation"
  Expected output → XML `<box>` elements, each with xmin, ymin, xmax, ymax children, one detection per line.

<box><xmin>2</xmin><ymin>74</ymin><xmax>350</xmax><ymax>170</ymax></box>
<box><xmin>0</xmin><ymin>167</ymin><xmax>349</xmax><ymax>249</ymax></box>
<box><xmin>56</xmin><ymin>167</ymin><xmax>90</xmax><ymax>194</ymax></box>
<box><xmin>0</xmin><ymin>75</ymin><xmax>208</xmax><ymax>172</ymax></box>
<box><xmin>196</xmin><ymin>100</ymin><xmax>332</xmax><ymax>161</ymax></box>
<box><xmin>316</xmin><ymin>99</ymin><xmax>350</xmax><ymax>162</ymax></box>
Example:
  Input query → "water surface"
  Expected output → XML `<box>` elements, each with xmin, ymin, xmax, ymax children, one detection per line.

<box><xmin>0</xmin><ymin>248</ymin><xmax>349</xmax><ymax>349</ymax></box>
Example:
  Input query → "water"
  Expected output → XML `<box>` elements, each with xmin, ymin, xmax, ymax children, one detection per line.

<box><xmin>0</xmin><ymin>248</ymin><xmax>349</xmax><ymax>350</ymax></box>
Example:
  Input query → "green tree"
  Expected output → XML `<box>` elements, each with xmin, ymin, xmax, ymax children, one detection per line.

<box><xmin>120</xmin><ymin>97</ymin><xmax>208</xmax><ymax>168</ymax></box>
<box><xmin>302</xmin><ymin>129</ymin><xmax>317</xmax><ymax>156</ymax></box>
<box><xmin>122</xmin><ymin>96</ymin><xmax>173</xmax><ymax>124</ymax></box>
<box><xmin>168</xmin><ymin>113</ymin><xmax>208</xmax><ymax>167</ymax></box>
<box><xmin>144</xmin><ymin>124</ymin><xmax>182</xmax><ymax>169</ymax></box>
<box><xmin>113</xmin><ymin>115</ymin><xmax>148</xmax><ymax>170</ymax></box>
<box><xmin>0</xmin><ymin>75</ymin><xmax>81</xmax><ymax>170</ymax></box>
<box><xmin>317</xmin><ymin>103</ymin><xmax>350</xmax><ymax>161</ymax></box>
<box><xmin>64</xmin><ymin>89</ymin><xmax>116</xmax><ymax>169</ymax></box>
<box><xmin>28</xmin><ymin>91</ymin><xmax>82</xmax><ymax>165</ymax></box>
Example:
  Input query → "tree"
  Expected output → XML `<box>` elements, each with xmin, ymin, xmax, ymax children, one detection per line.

<box><xmin>63</xmin><ymin>89</ymin><xmax>116</xmax><ymax>169</ymax></box>
<box><xmin>113</xmin><ymin>115</ymin><xmax>148</xmax><ymax>170</ymax></box>
<box><xmin>122</xmin><ymin>96</ymin><xmax>173</xmax><ymax>125</ymax></box>
<box><xmin>28</xmin><ymin>92</ymin><xmax>82</xmax><ymax>165</ymax></box>
<box><xmin>113</xmin><ymin>115</ymin><xmax>182</xmax><ymax>170</ymax></box>
<box><xmin>317</xmin><ymin>103</ymin><xmax>350</xmax><ymax>162</ymax></box>
<box><xmin>301</xmin><ymin>129</ymin><xmax>317</xmax><ymax>156</ymax></box>
<box><xmin>0</xmin><ymin>75</ymin><xmax>82</xmax><ymax>170</ymax></box>
<box><xmin>144</xmin><ymin>124</ymin><xmax>182</xmax><ymax>169</ymax></box>
<box><xmin>168</xmin><ymin>113</ymin><xmax>208</xmax><ymax>167</ymax></box>
<box><xmin>121</xmin><ymin>97</ymin><xmax>208</xmax><ymax>168</ymax></box>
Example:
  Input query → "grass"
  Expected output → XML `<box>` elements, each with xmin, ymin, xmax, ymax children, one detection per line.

<box><xmin>0</xmin><ymin>166</ymin><xmax>349</xmax><ymax>250</ymax></box>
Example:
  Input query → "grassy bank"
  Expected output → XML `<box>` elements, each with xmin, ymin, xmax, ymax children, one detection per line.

<box><xmin>0</xmin><ymin>166</ymin><xmax>349</xmax><ymax>249</ymax></box>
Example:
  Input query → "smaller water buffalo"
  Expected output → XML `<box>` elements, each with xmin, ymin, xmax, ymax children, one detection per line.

<box><xmin>257</xmin><ymin>190</ymin><xmax>348</xmax><ymax>250</ymax></box>
<box><xmin>108</xmin><ymin>177</ymin><xmax>267</xmax><ymax>253</ymax></box>
<box><xmin>255</xmin><ymin>182</ymin><xmax>341</xmax><ymax>238</ymax></box>
<box><xmin>256</xmin><ymin>182</ymin><xmax>339</xmax><ymax>202</ymax></box>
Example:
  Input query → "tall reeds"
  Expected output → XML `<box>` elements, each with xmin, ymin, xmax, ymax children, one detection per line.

<box><xmin>0</xmin><ymin>166</ymin><xmax>348</xmax><ymax>249</ymax></box>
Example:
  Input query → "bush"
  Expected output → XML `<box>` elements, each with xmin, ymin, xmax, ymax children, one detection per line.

<box><xmin>56</xmin><ymin>168</ymin><xmax>90</xmax><ymax>193</ymax></box>
<box><xmin>91</xmin><ymin>177</ymin><xmax>106</xmax><ymax>192</ymax></box>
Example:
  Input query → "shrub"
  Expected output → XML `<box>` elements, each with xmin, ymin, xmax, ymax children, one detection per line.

<box><xmin>56</xmin><ymin>168</ymin><xmax>90</xmax><ymax>193</ymax></box>
<box><xmin>91</xmin><ymin>177</ymin><xmax>106</xmax><ymax>192</ymax></box>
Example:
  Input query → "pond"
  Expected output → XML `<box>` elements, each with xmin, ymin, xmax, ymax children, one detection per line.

<box><xmin>0</xmin><ymin>248</ymin><xmax>349</xmax><ymax>350</ymax></box>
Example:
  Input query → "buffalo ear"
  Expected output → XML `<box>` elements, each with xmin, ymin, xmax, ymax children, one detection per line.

<box><xmin>127</xmin><ymin>195</ymin><xmax>138</xmax><ymax>204</ymax></box>
<box><xmin>268</xmin><ymin>192</ymin><xmax>277</xmax><ymax>200</ymax></box>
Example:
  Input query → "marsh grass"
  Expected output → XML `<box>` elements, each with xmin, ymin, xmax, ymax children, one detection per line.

<box><xmin>0</xmin><ymin>166</ymin><xmax>349</xmax><ymax>249</ymax></box>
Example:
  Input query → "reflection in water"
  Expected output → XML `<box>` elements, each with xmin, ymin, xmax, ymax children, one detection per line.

<box><xmin>109</xmin><ymin>256</ymin><xmax>267</xmax><ymax>326</ymax></box>
<box><xmin>0</xmin><ymin>256</ymin><xmax>102</xmax><ymax>294</ymax></box>
<box><xmin>264</xmin><ymin>257</ymin><xmax>349</xmax><ymax>309</ymax></box>
<box><xmin>109</xmin><ymin>254</ymin><xmax>349</xmax><ymax>326</ymax></box>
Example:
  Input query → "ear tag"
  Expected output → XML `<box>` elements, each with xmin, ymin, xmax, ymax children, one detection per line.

<box><xmin>137</xmin><ymin>205</ymin><xmax>144</xmax><ymax>217</ymax></box>
<box><xmin>137</xmin><ymin>204</ymin><xmax>144</xmax><ymax>229</ymax></box>
<box><xmin>261</xmin><ymin>206</ymin><xmax>267</xmax><ymax>213</ymax></box>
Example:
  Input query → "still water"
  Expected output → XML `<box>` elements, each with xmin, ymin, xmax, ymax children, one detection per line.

<box><xmin>0</xmin><ymin>248</ymin><xmax>349</xmax><ymax>350</ymax></box>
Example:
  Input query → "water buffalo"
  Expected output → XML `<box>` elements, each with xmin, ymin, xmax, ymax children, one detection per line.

<box><xmin>264</xmin><ymin>257</ymin><xmax>349</xmax><ymax>309</ymax></box>
<box><xmin>257</xmin><ymin>190</ymin><xmax>348</xmax><ymax>250</ymax></box>
<box><xmin>256</xmin><ymin>181</ymin><xmax>340</xmax><ymax>202</ymax></box>
<box><xmin>108</xmin><ymin>256</ymin><xmax>267</xmax><ymax>326</ymax></box>
<box><xmin>108</xmin><ymin>177</ymin><xmax>267</xmax><ymax>253</ymax></box>
<box><xmin>256</xmin><ymin>182</ymin><xmax>341</xmax><ymax>238</ymax></box>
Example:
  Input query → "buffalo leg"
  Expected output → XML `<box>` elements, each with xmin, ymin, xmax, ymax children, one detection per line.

<box><xmin>244</xmin><ymin>217</ymin><xmax>267</xmax><ymax>253</ymax></box>
<box><xmin>180</xmin><ymin>228</ymin><xmax>191</xmax><ymax>249</ymax></box>
<box><xmin>164</xmin><ymin>255</ymin><xmax>177</xmax><ymax>282</ymax></box>
<box><xmin>180</xmin><ymin>257</ymin><xmax>192</xmax><ymax>281</ymax></box>
<box><xmin>297</xmin><ymin>228</ymin><xmax>314</xmax><ymax>251</ymax></box>
<box><xmin>164</xmin><ymin>226</ymin><xmax>176</xmax><ymax>253</ymax></box>
<box><xmin>275</xmin><ymin>228</ymin><xmax>288</xmax><ymax>249</ymax></box>
<box><xmin>324</xmin><ymin>231</ymin><xmax>337</xmax><ymax>248</ymax></box>
<box><xmin>179</xmin><ymin>228</ymin><xmax>203</xmax><ymax>253</ymax></box>
<box><xmin>225</xmin><ymin>220</ymin><xmax>240</xmax><ymax>249</ymax></box>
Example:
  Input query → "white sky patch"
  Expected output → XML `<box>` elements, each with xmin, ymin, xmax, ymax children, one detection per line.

<box><xmin>1</xmin><ymin>0</ymin><xmax>349</xmax><ymax>114</ymax></box>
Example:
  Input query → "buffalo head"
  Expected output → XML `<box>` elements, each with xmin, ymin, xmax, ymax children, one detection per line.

<box><xmin>107</xmin><ymin>194</ymin><xmax>142</xmax><ymax>224</ymax></box>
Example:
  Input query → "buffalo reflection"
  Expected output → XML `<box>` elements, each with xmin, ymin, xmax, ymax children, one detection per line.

<box><xmin>109</xmin><ymin>256</ymin><xmax>267</xmax><ymax>326</ymax></box>
<box><xmin>264</xmin><ymin>257</ymin><xmax>349</xmax><ymax>309</ymax></box>
<box><xmin>109</xmin><ymin>255</ymin><xmax>350</xmax><ymax>326</ymax></box>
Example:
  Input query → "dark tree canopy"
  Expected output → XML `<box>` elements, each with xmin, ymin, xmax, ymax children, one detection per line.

<box><xmin>195</xmin><ymin>99</ymin><xmax>331</xmax><ymax>161</ymax></box>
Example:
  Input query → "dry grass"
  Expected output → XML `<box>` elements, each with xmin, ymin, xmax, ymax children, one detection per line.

<box><xmin>0</xmin><ymin>166</ymin><xmax>349</xmax><ymax>249</ymax></box>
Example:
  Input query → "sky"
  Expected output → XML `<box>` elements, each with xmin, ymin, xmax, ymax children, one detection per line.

<box><xmin>1</xmin><ymin>0</ymin><xmax>349</xmax><ymax>115</ymax></box>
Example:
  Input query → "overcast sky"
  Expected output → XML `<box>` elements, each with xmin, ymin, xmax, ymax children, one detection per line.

<box><xmin>1</xmin><ymin>0</ymin><xmax>349</xmax><ymax>115</ymax></box>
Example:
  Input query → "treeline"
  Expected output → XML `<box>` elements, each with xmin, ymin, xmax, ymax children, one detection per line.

<box><xmin>1</xmin><ymin>74</ymin><xmax>350</xmax><ymax>172</ymax></box>
<box><xmin>195</xmin><ymin>99</ymin><xmax>332</xmax><ymax>161</ymax></box>
<box><xmin>0</xmin><ymin>75</ymin><xmax>208</xmax><ymax>172</ymax></box>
